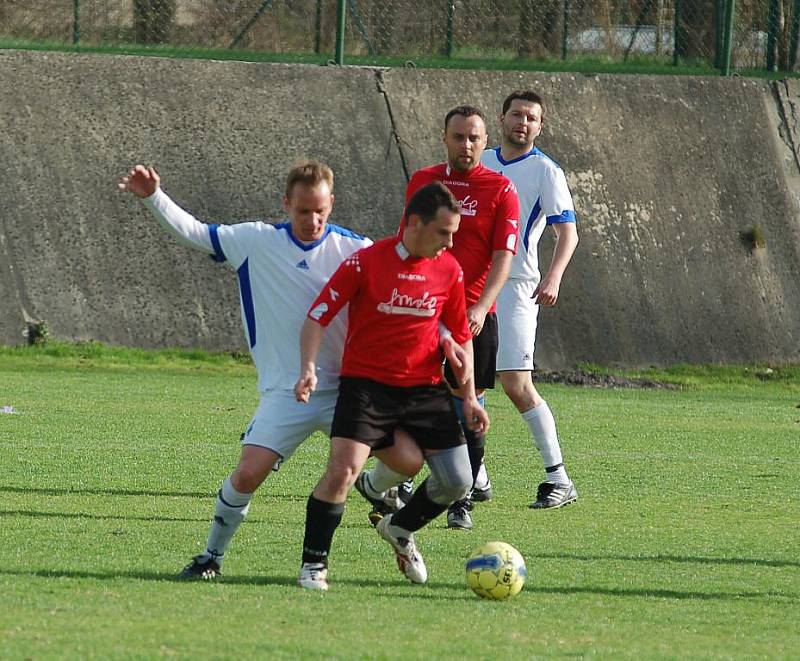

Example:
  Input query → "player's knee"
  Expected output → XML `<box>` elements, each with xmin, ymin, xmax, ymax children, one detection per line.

<box><xmin>501</xmin><ymin>375</ymin><xmax>539</xmax><ymax>411</ymax></box>
<box><xmin>231</xmin><ymin>463</ymin><xmax>270</xmax><ymax>493</ymax></box>
<box><xmin>425</xmin><ymin>445</ymin><xmax>473</xmax><ymax>505</ymax></box>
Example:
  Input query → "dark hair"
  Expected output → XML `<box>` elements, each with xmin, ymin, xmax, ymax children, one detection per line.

<box><xmin>404</xmin><ymin>182</ymin><xmax>459</xmax><ymax>226</ymax></box>
<box><xmin>285</xmin><ymin>160</ymin><xmax>334</xmax><ymax>198</ymax></box>
<box><xmin>501</xmin><ymin>90</ymin><xmax>546</xmax><ymax>120</ymax></box>
<box><xmin>444</xmin><ymin>105</ymin><xmax>486</xmax><ymax>131</ymax></box>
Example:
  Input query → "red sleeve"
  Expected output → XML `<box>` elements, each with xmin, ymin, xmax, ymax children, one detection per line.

<box><xmin>492</xmin><ymin>179</ymin><xmax>520</xmax><ymax>255</ymax></box>
<box><xmin>307</xmin><ymin>250</ymin><xmax>364</xmax><ymax>327</ymax></box>
<box><xmin>439</xmin><ymin>264</ymin><xmax>471</xmax><ymax>345</ymax></box>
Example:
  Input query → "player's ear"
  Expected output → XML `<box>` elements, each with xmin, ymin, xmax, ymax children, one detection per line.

<box><xmin>329</xmin><ymin>193</ymin><xmax>335</xmax><ymax>209</ymax></box>
<box><xmin>282</xmin><ymin>196</ymin><xmax>290</xmax><ymax>213</ymax></box>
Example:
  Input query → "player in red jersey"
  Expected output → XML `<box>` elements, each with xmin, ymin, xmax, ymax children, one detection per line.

<box><xmin>294</xmin><ymin>182</ymin><xmax>489</xmax><ymax>590</ymax></box>
<box><xmin>361</xmin><ymin>105</ymin><xmax>520</xmax><ymax>530</ymax></box>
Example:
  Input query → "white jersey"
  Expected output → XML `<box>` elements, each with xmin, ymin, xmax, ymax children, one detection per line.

<box><xmin>481</xmin><ymin>146</ymin><xmax>576</xmax><ymax>284</ymax></box>
<box><xmin>143</xmin><ymin>188</ymin><xmax>371</xmax><ymax>392</ymax></box>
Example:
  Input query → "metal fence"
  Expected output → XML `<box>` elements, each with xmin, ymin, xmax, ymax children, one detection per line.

<box><xmin>1</xmin><ymin>0</ymin><xmax>798</xmax><ymax>74</ymax></box>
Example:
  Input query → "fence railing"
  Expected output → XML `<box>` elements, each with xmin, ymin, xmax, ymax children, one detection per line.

<box><xmin>1</xmin><ymin>0</ymin><xmax>797</xmax><ymax>74</ymax></box>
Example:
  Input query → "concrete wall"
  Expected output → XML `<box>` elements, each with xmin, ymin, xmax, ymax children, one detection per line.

<box><xmin>2</xmin><ymin>50</ymin><xmax>799</xmax><ymax>367</ymax></box>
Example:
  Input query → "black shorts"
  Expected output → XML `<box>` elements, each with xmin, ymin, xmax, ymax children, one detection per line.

<box><xmin>331</xmin><ymin>377</ymin><xmax>465</xmax><ymax>451</ymax></box>
<box><xmin>444</xmin><ymin>312</ymin><xmax>498</xmax><ymax>390</ymax></box>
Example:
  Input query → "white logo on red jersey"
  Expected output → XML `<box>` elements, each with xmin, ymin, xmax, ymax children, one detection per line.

<box><xmin>377</xmin><ymin>288</ymin><xmax>437</xmax><ymax>317</ymax></box>
<box><xmin>506</xmin><ymin>235</ymin><xmax>517</xmax><ymax>251</ymax></box>
<box><xmin>507</xmin><ymin>219</ymin><xmax>519</xmax><ymax>229</ymax></box>
<box><xmin>344</xmin><ymin>253</ymin><xmax>362</xmax><ymax>272</ymax></box>
<box><xmin>398</xmin><ymin>273</ymin><xmax>426</xmax><ymax>282</ymax></box>
<box><xmin>309</xmin><ymin>302</ymin><xmax>328</xmax><ymax>320</ymax></box>
<box><xmin>330</xmin><ymin>288</ymin><xmax>339</xmax><ymax>301</ymax></box>
<box><xmin>458</xmin><ymin>195</ymin><xmax>478</xmax><ymax>217</ymax></box>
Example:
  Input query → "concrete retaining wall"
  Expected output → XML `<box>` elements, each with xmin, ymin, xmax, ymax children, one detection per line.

<box><xmin>2</xmin><ymin>50</ymin><xmax>799</xmax><ymax>367</ymax></box>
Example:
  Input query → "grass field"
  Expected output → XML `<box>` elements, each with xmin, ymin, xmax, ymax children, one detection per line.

<box><xmin>1</xmin><ymin>344</ymin><xmax>798</xmax><ymax>659</ymax></box>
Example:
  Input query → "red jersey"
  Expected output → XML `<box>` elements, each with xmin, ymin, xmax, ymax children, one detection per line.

<box><xmin>402</xmin><ymin>162</ymin><xmax>520</xmax><ymax>308</ymax></box>
<box><xmin>307</xmin><ymin>237</ymin><xmax>471</xmax><ymax>387</ymax></box>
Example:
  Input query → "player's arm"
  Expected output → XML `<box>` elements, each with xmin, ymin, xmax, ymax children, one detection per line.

<box><xmin>535</xmin><ymin>221</ymin><xmax>578</xmax><ymax>306</ymax></box>
<box><xmin>439</xmin><ymin>323</ymin><xmax>473</xmax><ymax>387</ymax></box>
<box><xmin>117</xmin><ymin>164</ymin><xmax>217</xmax><ymax>254</ymax></box>
<box><xmin>295</xmin><ymin>318</ymin><xmax>324</xmax><ymax>402</ymax></box>
<box><xmin>294</xmin><ymin>251</ymin><xmax>364</xmax><ymax>401</ymax></box>
<box><xmin>457</xmin><ymin>339</ymin><xmax>489</xmax><ymax>434</ymax></box>
<box><xmin>468</xmin><ymin>248</ymin><xmax>513</xmax><ymax>335</ymax></box>
<box><xmin>535</xmin><ymin>166</ymin><xmax>579</xmax><ymax>306</ymax></box>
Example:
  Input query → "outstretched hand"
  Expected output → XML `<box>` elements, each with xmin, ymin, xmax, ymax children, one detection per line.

<box><xmin>117</xmin><ymin>164</ymin><xmax>160</xmax><ymax>198</ymax></box>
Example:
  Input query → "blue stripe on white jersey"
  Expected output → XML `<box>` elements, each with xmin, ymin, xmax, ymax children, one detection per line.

<box><xmin>208</xmin><ymin>224</ymin><xmax>227</xmax><ymax>262</ymax></box>
<box><xmin>236</xmin><ymin>258</ymin><xmax>257</xmax><ymax>348</ymax></box>
<box><xmin>523</xmin><ymin>198</ymin><xmax>541</xmax><ymax>254</ymax></box>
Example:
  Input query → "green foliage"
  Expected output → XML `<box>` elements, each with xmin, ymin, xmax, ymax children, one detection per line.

<box><xmin>1</xmin><ymin>350</ymin><xmax>799</xmax><ymax>658</ymax></box>
<box><xmin>740</xmin><ymin>224</ymin><xmax>768</xmax><ymax>251</ymax></box>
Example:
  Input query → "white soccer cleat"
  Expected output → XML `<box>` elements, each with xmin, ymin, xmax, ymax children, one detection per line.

<box><xmin>376</xmin><ymin>516</ymin><xmax>428</xmax><ymax>584</ymax></box>
<box><xmin>298</xmin><ymin>562</ymin><xmax>329</xmax><ymax>591</ymax></box>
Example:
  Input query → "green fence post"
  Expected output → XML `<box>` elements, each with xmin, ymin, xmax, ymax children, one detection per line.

<box><xmin>721</xmin><ymin>0</ymin><xmax>736</xmax><ymax>75</ymax></box>
<box><xmin>714</xmin><ymin>0</ymin><xmax>724</xmax><ymax>68</ymax></box>
<box><xmin>445</xmin><ymin>0</ymin><xmax>456</xmax><ymax>58</ymax></box>
<box><xmin>335</xmin><ymin>0</ymin><xmax>346</xmax><ymax>64</ymax></box>
<box><xmin>314</xmin><ymin>0</ymin><xmax>322</xmax><ymax>54</ymax></box>
<box><xmin>766</xmin><ymin>0</ymin><xmax>780</xmax><ymax>71</ymax></box>
<box><xmin>672</xmin><ymin>0</ymin><xmax>680</xmax><ymax>66</ymax></box>
<box><xmin>73</xmin><ymin>0</ymin><xmax>80</xmax><ymax>44</ymax></box>
<box><xmin>790</xmin><ymin>0</ymin><xmax>800</xmax><ymax>70</ymax></box>
<box><xmin>561</xmin><ymin>0</ymin><xmax>570</xmax><ymax>60</ymax></box>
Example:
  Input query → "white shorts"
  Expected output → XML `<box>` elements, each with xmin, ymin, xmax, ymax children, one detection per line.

<box><xmin>242</xmin><ymin>389</ymin><xmax>337</xmax><ymax>462</ymax></box>
<box><xmin>496</xmin><ymin>279</ymin><xmax>538</xmax><ymax>372</ymax></box>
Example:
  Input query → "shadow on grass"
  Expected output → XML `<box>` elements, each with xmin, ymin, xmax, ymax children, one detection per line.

<box><xmin>0</xmin><ymin>568</ymin><xmax>795</xmax><ymax>602</ymax></box>
<box><xmin>531</xmin><ymin>551</ymin><xmax>800</xmax><ymax>570</ymax></box>
<box><xmin>0</xmin><ymin>485</ymin><xmax>307</xmax><ymax>501</ymax></box>
<box><xmin>0</xmin><ymin>509</ymin><xmax>207</xmax><ymax>523</ymax></box>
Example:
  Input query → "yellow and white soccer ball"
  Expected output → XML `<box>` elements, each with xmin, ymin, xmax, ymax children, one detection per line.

<box><xmin>465</xmin><ymin>541</ymin><xmax>527</xmax><ymax>600</ymax></box>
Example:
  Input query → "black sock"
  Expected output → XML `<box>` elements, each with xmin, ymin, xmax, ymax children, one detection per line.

<box><xmin>391</xmin><ymin>478</ymin><xmax>448</xmax><ymax>532</ymax></box>
<box><xmin>301</xmin><ymin>495</ymin><xmax>345</xmax><ymax>566</ymax></box>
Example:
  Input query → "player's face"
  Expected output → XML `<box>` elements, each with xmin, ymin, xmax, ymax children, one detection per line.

<box><xmin>284</xmin><ymin>182</ymin><xmax>334</xmax><ymax>243</ymax></box>
<box><xmin>501</xmin><ymin>100</ymin><xmax>543</xmax><ymax>148</ymax></box>
<box><xmin>443</xmin><ymin>114</ymin><xmax>488</xmax><ymax>172</ymax></box>
<box><xmin>414</xmin><ymin>208</ymin><xmax>461</xmax><ymax>258</ymax></box>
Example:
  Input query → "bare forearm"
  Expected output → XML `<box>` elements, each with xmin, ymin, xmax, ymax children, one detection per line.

<box><xmin>475</xmin><ymin>250</ymin><xmax>513</xmax><ymax>311</ymax></box>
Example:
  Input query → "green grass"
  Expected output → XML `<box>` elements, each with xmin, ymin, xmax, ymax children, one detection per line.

<box><xmin>2</xmin><ymin>345</ymin><xmax>799</xmax><ymax>658</ymax></box>
<box><xmin>0</xmin><ymin>38</ymin><xmax>774</xmax><ymax>78</ymax></box>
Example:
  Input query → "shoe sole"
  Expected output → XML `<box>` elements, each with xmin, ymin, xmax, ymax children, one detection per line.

<box><xmin>297</xmin><ymin>579</ymin><xmax>329</xmax><ymax>591</ymax></box>
<box><xmin>529</xmin><ymin>495</ymin><xmax>578</xmax><ymax>510</ymax></box>
<box><xmin>367</xmin><ymin>510</ymin><xmax>383</xmax><ymax>527</ymax></box>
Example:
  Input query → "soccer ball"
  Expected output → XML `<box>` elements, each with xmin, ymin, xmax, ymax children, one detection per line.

<box><xmin>465</xmin><ymin>541</ymin><xmax>527</xmax><ymax>600</ymax></box>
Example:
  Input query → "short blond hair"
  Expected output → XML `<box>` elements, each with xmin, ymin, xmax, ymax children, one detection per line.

<box><xmin>285</xmin><ymin>160</ymin><xmax>334</xmax><ymax>199</ymax></box>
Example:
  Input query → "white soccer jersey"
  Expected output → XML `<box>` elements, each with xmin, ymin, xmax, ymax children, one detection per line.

<box><xmin>143</xmin><ymin>188</ymin><xmax>371</xmax><ymax>392</ymax></box>
<box><xmin>481</xmin><ymin>147</ymin><xmax>576</xmax><ymax>283</ymax></box>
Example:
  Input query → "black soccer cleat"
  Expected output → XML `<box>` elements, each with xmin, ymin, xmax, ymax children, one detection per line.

<box><xmin>530</xmin><ymin>481</ymin><xmax>578</xmax><ymax>510</ymax></box>
<box><xmin>178</xmin><ymin>555</ymin><xmax>221</xmax><ymax>581</ymax></box>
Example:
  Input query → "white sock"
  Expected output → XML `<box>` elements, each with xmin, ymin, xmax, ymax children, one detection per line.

<box><xmin>474</xmin><ymin>461</ymin><xmax>490</xmax><ymax>490</ymax></box>
<box><xmin>522</xmin><ymin>401</ymin><xmax>570</xmax><ymax>484</ymax></box>
<box><xmin>365</xmin><ymin>462</ymin><xmax>409</xmax><ymax>495</ymax></box>
<box><xmin>201</xmin><ymin>477</ymin><xmax>252</xmax><ymax>566</ymax></box>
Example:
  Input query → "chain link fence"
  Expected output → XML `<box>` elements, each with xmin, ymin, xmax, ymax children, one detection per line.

<box><xmin>1</xmin><ymin>0</ymin><xmax>798</xmax><ymax>73</ymax></box>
